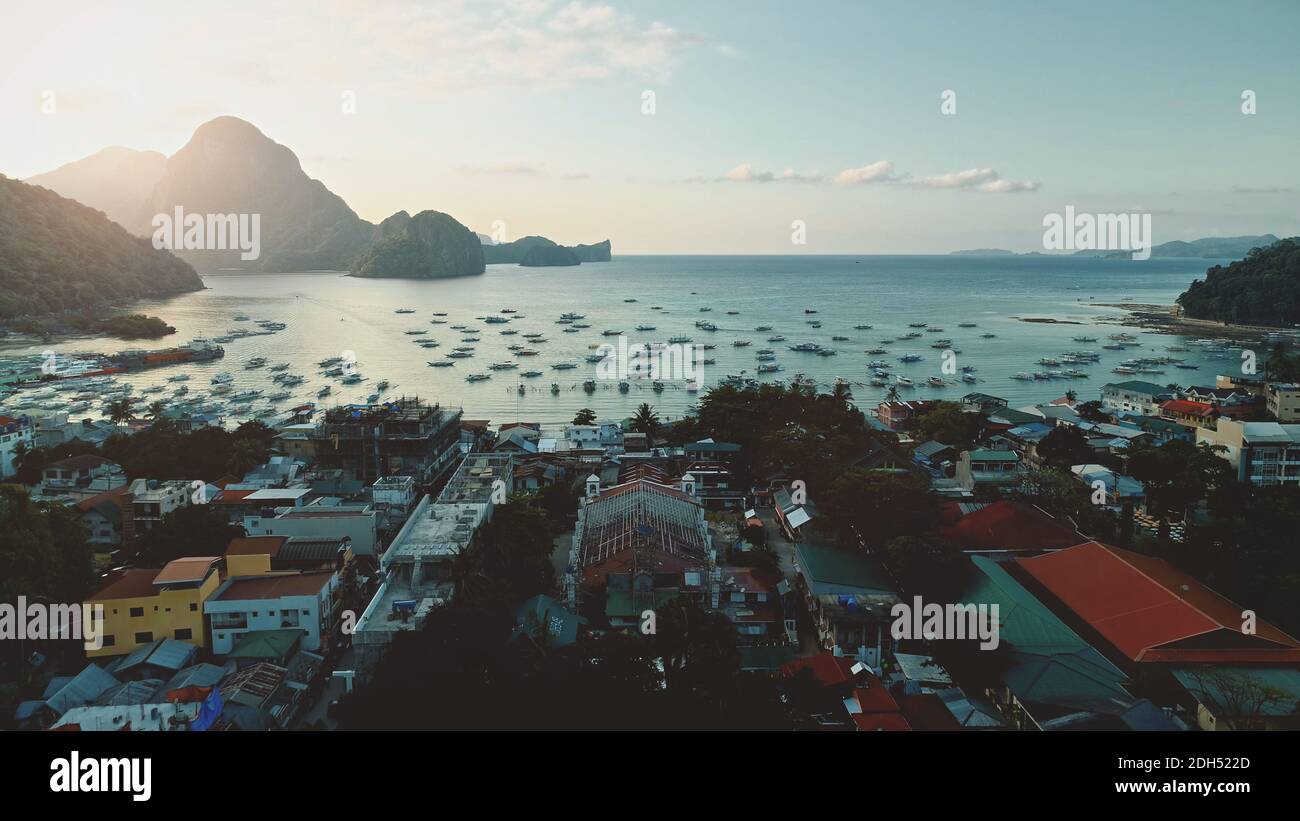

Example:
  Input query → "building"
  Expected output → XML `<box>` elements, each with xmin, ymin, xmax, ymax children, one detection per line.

<box><xmin>772</xmin><ymin>485</ymin><xmax>814</xmax><ymax>540</ymax></box>
<box><xmin>938</xmin><ymin>500</ymin><xmax>1085</xmax><ymax>553</ymax></box>
<box><xmin>1266</xmin><ymin>382</ymin><xmax>1300</xmax><ymax>422</ymax></box>
<box><xmin>42</xmin><ymin>454</ymin><xmax>124</xmax><ymax>491</ymax></box>
<box><xmin>86</xmin><ymin>557</ymin><xmax>222</xmax><ymax>658</ymax></box>
<box><xmin>568</xmin><ymin>475</ymin><xmax>713</xmax><ymax>628</ymax></box>
<box><xmin>961</xmin><ymin>393</ymin><xmax>1008</xmax><ymax>414</ymax></box>
<box><xmin>0</xmin><ymin>414</ymin><xmax>34</xmax><ymax>478</ymax></box>
<box><xmin>875</xmin><ymin>399</ymin><xmax>939</xmax><ymax>430</ymax></box>
<box><xmin>242</xmin><ymin>500</ymin><xmax>379</xmax><ymax>556</ymax></box>
<box><xmin>1017</xmin><ymin>541</ymin><xmax>1300</xmax><ymax>666</ymax></box>
<box><xmin>1197</xmin><ymin>419</ymin><xmax>1300</xmax><ymax>486</ymax></box>
<box><xmin>1101</xmin><ymin>381</ymin><xmax>1175</xmax><ymax>415</ymax></box>
<box><xmin>371</xmin><ymin>475</ymin><xmax>417</xmax><ymax>516</ymax></box>
<box><xmin>1159</xmin><ymin>399</ymin><xmax>1218</xmax><ymax>431</ymax></box>
<box><xmin>75</xmin><ymin>486</ymin><xmax>134</xmax><ymax>548</ymax></box>
<box><xmin>310</xmin><ymin>397</ymin><xmax>462</xmax><ymax>484</ymax></box>
<box><xmin>130</xmin><ymin>478</ymin><xmax>193</xmax><ymax>533</ymax></box>
<box><xmin>353</xmin><ymin>453</ymin><xmax>513</xmax><ymax>677</ymax></box>
<box><xmin>205</xmin><ymin>571</ymin><xmax>340</xmax><ymax>655</ymax></box>
<box><xmin>956</xmin><ymin>449</ymin><xmax>1023</xmax><ymax>492</ymax></box>
<box><xmin>792</xmin><ymin>542</ymin><xmax>899</xmax><ymax>668</ymax></box>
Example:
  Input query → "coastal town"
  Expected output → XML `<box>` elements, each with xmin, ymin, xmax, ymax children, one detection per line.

<box><xmin>3</xmin><ymin>338</ymin><xmax>1298</xmax><ymax>732</ymax></box>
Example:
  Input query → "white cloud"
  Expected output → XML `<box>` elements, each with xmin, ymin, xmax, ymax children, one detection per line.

<box><xmin>833</xmin><ymin>161</ymin><xmax>897</xmax><ymax>186</ymax></box>
<box><xmin>907</xmin><ymin>167</ymin><xmax>1039</xmax><ymax>193</ymax></box>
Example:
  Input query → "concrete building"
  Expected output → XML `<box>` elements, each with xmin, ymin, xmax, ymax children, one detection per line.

<box><xmin>242</xmin><ymin>499</ymin><xmax>379</xmax><ymax>556</ymax></box>
<box><xmin>130</xmin><ymin>479</ymin><xmax>193</xmax><ymax>533</ymax></box>
<box><xmin>956</xmin><ymin>449</ymin><xmax>1023</xmax><ymax>492</ymax></box>
<box><xmin>0</xmin><ymin>414</ymin><xmax>34</xmax><ymax>479</ymax></box>
<box><xmin>86</xmin><ymin>557</ymin><xmax>222</xmax><ymax>658</ymax></box>
<box><xmin>1266</xmin><ymin>383</ymin><xmax>1300</xmax><ymax>422</ymax></box>
<box><xmin>1197</xmin><ymin>419</ymin><xmax>1300</xmax><ymax>486</ymax></box>
<box><xmin>1101</xmin><ymin>380</ymin><xmax>1175</xmax><ymax>415</ymax></box>
<box><xmin>309</xmin><ymin>397</ymin><xmax>462</xmax><ymax>484</ymax></box>
<box><xmin>205</xmin><ymin>571</ymin><xmax>340</xmax><ymax>656</ymax></box>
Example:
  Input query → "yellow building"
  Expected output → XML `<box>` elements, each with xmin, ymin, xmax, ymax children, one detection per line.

<box><xmin>85</xmin><ymin>557</ymin><xmax>221</xmax><ymax>658</ymax></box>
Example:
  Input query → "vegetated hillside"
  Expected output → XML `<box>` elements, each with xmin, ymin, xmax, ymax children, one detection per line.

<box><xmin>1177</xmin><ymin>237</ymin><xmax>1300</xmax><ymax>326</ymax></box>
<box><xmin>0</xmin><ymin>175</ymin><xmax>203</xmax><ymax>319</ymax></box>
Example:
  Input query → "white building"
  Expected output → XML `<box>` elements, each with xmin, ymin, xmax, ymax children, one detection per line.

<box><xmin>130</xmin><ymin>479</ymin><xmax>193</xmax><ymax>533</ymax></box>
<box><xmin>1198</xmin><ymin>419</ymin><xmax>1300</xmax><ymax>486</ymax></box>
<box><xmin>205</xmin><ymin>571</ymin><xmax>338</xmax><ymax>655</ymax></box>
<box><xmin>0</xmin><ymin>414</ymin><xmax>34</xmax><ymax>479</ymax></box>
<box><xmin>243</xmin><ymin>500</ymin><xmax>379</xmax><ymax>556</ymax></box>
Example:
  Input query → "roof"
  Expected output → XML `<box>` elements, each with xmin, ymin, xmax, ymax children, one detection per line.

<box><xmin>153</xmin><ymin>557</ymin><xmax>220</xmax><ymax>586</ymax></box>
<box><xmin>780</xmin><ymin>652</ymin><xmax>856</xmax><ymax>687</ymax></box>
<box><xmin>898</xmin><ymin>693</ymin><xmax>963</xmax><ymax>730</ymax></box>
<box><xmin>226</xmin><ymin>629</ymin><xmax>303</xmax><ymax>659</ymax></box>
<box><xmin>684</xmin><ymin>441</ymin><xmax>741</xmax><ymax>453</ymax></box>
<box><xmin>515</xmin><ymin>595</ymin><xmax>588</xmax><ymax>648</ymax></box>
<box><xmin>44</xmin><ymin>665</ymin><xmax>119</xmax><ymax>716</ymax></box>
<box><xmin>1017</xmin><ymin>542</ymin><xmax>1300</xmax><ymax>664</ymax></box>
<box><xmin>213</xmin><ymin>571</ymin><xmax>334</xmax><ymax>601</ymax></box>
<box><xmin>1104</xmin><ymin>380</ymin><xmax>1171</xmax><ymax>395</ymax></box>
<box><xmin>277</xmin><ymin>537</ymin><xmax>349</xmax><ymax>563</ymax></box>
<box><xmin>106</xmin><ymin>638</ymin><xmax>196</xmax><ymax>675</ymax></box>
<box><xmin>794</xmin><ymin>542</ymin><xmax>895</xmax><ymax>596</ymax></box>
<box><xmin>225</xmin><ymin>535</ymin><xmax>289</xmax><ymax>558</ymax></box>
<box><xmin>967</xmin><ymin>449</ymin><xmax>1019</xmax><ymax>462</ymax></box>
<box><xmin>939</xmin><ymin>501</ymin><xmax>1085</xmax><ymax>553</ymax></box>
<box><xmin>90</xmin><ymin>568</ymin><xmax>159</xmax><ymax>600</ymax></box>
<box><xmin>1160</xmin><ymin>399</ymin><xmax>1216</xmax><ymax>418</ymax></box>
<box><xmin>576</xmin><ymin>479</ymin><xmax>708</xmax><ymax>580</ymax></box>
<box><xmin>914</xmin><ymin>440</ymin><xmax>954</xmax><ymax>459</ymax></box>
<box><xmin>962</xmin><ymin>556</ymin><xmax>1133</xmax><ymax>715</ymax></box>
<box><xmin>46</xmin><ymin>454</ymin><xmax>116</xmax><ymax>472</ymax></box>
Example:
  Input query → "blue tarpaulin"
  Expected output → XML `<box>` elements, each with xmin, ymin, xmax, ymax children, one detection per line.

<box><xmin>191</xmin><ymin>686</ymin><xmax>223</xmax><ymax>732</ymax></box>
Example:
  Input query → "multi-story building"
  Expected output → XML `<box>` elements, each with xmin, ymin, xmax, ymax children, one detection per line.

<box><xmin>1198</xmin><ymin>419</ymin><xmax>1300</xmax><ymax>486</ymax></box>
<box><xmin>1159</xmin><ymin>399</ymin><xmax>1218</xmax><ymax>432</ymax></box>
<box><xmin>86</xmin><ymin>557</ymin><xmax>222</xmax><ymax>658</ymax></box>
<box><xmin>1101</xmin><ymin>381</ymin><xmax>1175</xmax><ymax>415</ymax></box>
<box><xmin>205</xmin><ymin>571</ymin><xmax>340</xmax><ymax>655</ymax></box>
<box><xmin>242</xmin><ymin>500</ymin><xmax>379</xmax><ymax>556</ymax></box>
<box><xmin>130</xmin><ymin>478</ymin><xmax>193</xmax><ymax>533</ymax></box>
<box><xmin>0</xmin><ymin>414</ymin><xmax>34</xmax><ymax>478</ymax></box>
<box><xmin>310</xmin><ymin>397</ymin><xmax>462</xmax><ymax>485</ymax></box>
<box><xmin>956</xmin><ymin>449</ymin><xmax>1023</xmax><ymax>492</ymax></box>
<box><xmin>1266</xmin><ymin>383</ymin><xmax>1300</xmax><ymax>422</ymax></box>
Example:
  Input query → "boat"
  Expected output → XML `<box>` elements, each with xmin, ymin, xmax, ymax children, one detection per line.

<box><xmin>636</xmin><ymin>325</ymin><xmax>656</xmax><ymax>331</ymax></box>
<box><xmin>899</xmin><ymin>354</ymin><xmax>923</xmax><ymax>362</ymax></box>
<box><xmin>652</xmin><ymin>381</ymin><xmax>664</xmax><ymax>392</ymax></box>
<box><xmin>668</xmin><ymin>336</ymin><xmax>693</xmax><ymax>344</ymax></box>
<box><xmin>1072</xmin><ymin>336</ymin><xmax>1099</xmax><ymax>342</ymax></box>
<box><xmin>854</xmin><ymin>324</ymin><xmax>873</xmax><ymax>330</ymax></box>
<box><xmin>211</xmin><ymin>372</ymin><xmax>233</xmax><ymax>385</ymax></box>
<box><xmin>755</xmin><ymin>326</ymin><xmax>773</xmax><ymax>332</ymax></box>
<box><xmin>317</xmin><ymin>386</ymin><xmax>332</xmax><ymax>397</ymax></box>
<box><xmin>981</xmin><ymin>333</ymin><xmax>996</xmax><ymax>339</ymax></box>
<box><xmin>895</xmin><ymin>376</ymin><xmax>914</xmax><ymax>386</ymax></box>
<box><xmin>269</xmin><ymin>391</ymin><xmax>291</xmax><ymax>401</ymax></box>
<box><xmin>522</xmin><ymin>370</ymin><xmax>543</xmax><ymax>378</ymax></box>
<box><xmin>341</xmin><ymin>374</ymin><xmax>363</xmax><ymax>384</ymax></box>
<box><xmin>909</xmin><ymin>323</ymin><xmax>927</xmax><ymax>328</ymax></box>
<box><xmin>585</xmin><ymin>353</ymin><xmax>608</xmax><ymax>363</ymax></box>
<box><xmin>601</xmin><ymin>329</ymin><xmax>622</xmax><ymax>337</ymax></box>
<box><xmin>732</xmin><ymin>340</ymin><xmax>752</xmax><ymax>347</ymax></box>
<box><xmin>767</xmin><ymin>335</ymin><xmax>786</xmax><ymax>342</ymax></box>
<box><xmin>551</xmin><ymin>383</ymin><xmax>561</xmax><ymax>394</ymax></box>
<box><xmin>488</xmin><ymin>362</ymin><xmax>519</xmax><ymax>370</ymax></box>
<box><xmin>832</xmin><ymin>336</ymin><xmax>850</xmax><ymax>342</ymax></box>
<box><xmin>805</xmin><ymin>309</ymin><xmax>818</xmax><ymax>314</ymax></box>
<box><xmin>962</xmin><ymin>374</ymin><xmax>978</xmax><ymax>383</ymax></box>
<box><xmin>583</xmin><ymin>380</ymin><xmax>597</xmax><ymax>393</ymax></box>
<box><xmin>618</xmin><ymin>381</ymin><xmax>630</xmax><ymax>393</ymax></box>
<box><xmin>560</xmin><ymin>313</ymin><xmax>585</xmax><ymax>320</ymax></box>
<box><xmin>927</xmin><ymin>377</ymin><xmax>946</xmax><ymax>387</ymax></box>
<box><xmin>552</xmin><ymin>363</ymin><xmax>578</xmax><ymax>370</ymax></box>
<box><xmin>394</xmin><ymin>308</ymin><xmax>416</xmax><ymax>314</ymax></box>
<box><xmin>466</xmin><ymin>373</ymin><xmax>492</xmax><ymax>382</ymax></box>
<box><xmin>167</xmin><ymin>374</ymin><xmax>190</xmax><ymax>382</ymax></box>
<box><xmin>1011</xmin><ymin>372</ymin><xmax>1034</xmax><ymax>381</ymax></box>
<box><xmin>447</xmin><ymin>351</ymin><xmax>474</xmax><ymax>359</ymax></box>
<box><xmin>758</xmin><ymin>363</ymin><xmax>781</xmax><ymax>373</ymax></box>
<box><xmin>686</xmin><ymin>381</ymin><xmax>700</xmax><ymax>393</ymax></box>
<box><xmin>269</xmin><ymin>363</ymin><xmax>290</xmax><ymax>371</ymax></box>
<box><xmin>483</xmin><ymin>316</ymin><xmax>510</xmax><ymax>324</ymax></box>
<box><xmin>930</xmin><ymin>339</ymin><xmax>953</xmax><ymax>348</ymax></box>
<box><xmin>429</xmin><ymin>361</ymin><xmax>455</xmax><ymax>367</ymax></box>
<box><xmin>789</xmin><ymin>342</ymin><xmax>822</xmax><ymax>352</ymax></box>
<box><xmin>234</xmin><ymin>315</ymin><xmax>250</xmax><ymax>321</ymax></box>
<box><xmin>958</xmin><ymin>323</ymin><xmax>977</xmax><ymax>328</ymax></box>
<box><xmin>319</xmin><ymin>357</ymin><xmax>342</xmax><ymax>367</ymax></box>
<box><xmin>377</xmin><ymin>380</ymin><xmax>390</xmax><ymax>390</ymax></box>
<box><xmin>244</xmin><ymin>357</ymin><xmax>267</xmax><ymax>369</ymax></box>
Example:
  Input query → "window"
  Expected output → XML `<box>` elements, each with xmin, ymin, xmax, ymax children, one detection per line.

<box><xmin>174</xmin><ymin>628</ymin><xmax>192</xmax><ymax>640</ymax></box>
<box><xmin>190</xmin><ymin>603</ymin><xmax>197</xmax><ymax>611</ymax></box>
<box><xmin>134</xmin><ymin>632</ymin><xmax>153</xmax><ymax>643</ymax></box>
<box><xmin>129</xmin><ymin>607</ymin><xmax>144</xmax><ymax>618</ymax></box>
<box><xmin>101</xmin><ymin>635</ymin><xmax>116</xmax><ymax>647</ymax></box>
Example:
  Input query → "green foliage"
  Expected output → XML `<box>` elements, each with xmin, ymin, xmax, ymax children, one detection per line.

<box><xmin>916</xmin><ymin>401</ymin><xmax>979</xmax><ymax>450</ymax></box>
<box><xmin>0</xmin><ymin>175</ymin><xmax>202</xmax><ymax>319</ymax></box>
<box><xmin>1037</xmin><ymin>425</ymin><xmax>1092</xmax><ymax>470</ymax></box>
<box><xmin>0</xmin><ymin>484</ymin><xmax>94</xmax><ymax>603</ymax></box>
<box><xmin>136</xmin><ymin>504</ymin><xmax>245</xmax><ymax>566</ymax></box>
<box><xmin>820</xmin><ymin>469</ymin><xmax>933</xmax><ymax>548</ymax></box>
<box><xmin>1176</xmin><ymin>237</ymin><xmax>1300</xmax><ymax>325</ymax></box>
<box><xmin>572</xmin><ymin>408</ymin><xmax>596</xmax><ymax>425</ymax></box>
<box><xmin>629</xmin><ymin>402</ymin><xmax>660</xmax><ymax>437</ymax></box>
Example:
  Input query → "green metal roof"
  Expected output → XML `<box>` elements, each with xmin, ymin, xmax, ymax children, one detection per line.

<box><xmin>1104</xmin><ymin>380</ymin><xmax>1169</xmax><ymax>395</ymax></box>
<box><xmin>795</xmin><ymin>542</ymin><xmax>895</xmax><ymax>596</ymax></box>
<box><xmin>227</xmin><ymin>628</ymin><xmax>303</xmax><ymax>659</ymax></box>
<box><xmin>962</xmin><ymin>556</ymin><xmax>1133</xmax><ymax>715</ymax></box>
<box><xmin>605</xmin><ymin>589</ymin><xmax>681</xmax><ymax>618</ymax></box>
<box><xmin>967</xmin><ymin>449</ymin><xmax>1020</xmax><ymax>462</ymax></box>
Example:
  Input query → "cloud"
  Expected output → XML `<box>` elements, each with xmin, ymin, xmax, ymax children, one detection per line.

<box><xmin>833</xmin><ymin>161</ymin><xmax>897</xmax><ymax>186</ymax></box>
<box><xmin>458</xmin><ymin>161</ymin><xmax>548</xmax><ymax>177</ymax></box>
<box><xmin>713</xmin><ymin>163</ymin><xmax>824</xmax><ymax>183</ymax></box>
<box><xmin>905</xmin><ymin>167</ymin><xmax>1039</xmax><ymax>193</ymax></box>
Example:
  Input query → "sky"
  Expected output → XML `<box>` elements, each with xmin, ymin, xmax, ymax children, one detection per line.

<box><xmin>2</xmin><ymin>0</ymin><xmax>1298</xmax><ymax>253</ymax></box>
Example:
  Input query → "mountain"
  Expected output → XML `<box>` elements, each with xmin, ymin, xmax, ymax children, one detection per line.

<box><xmin>521</xmin><ymin>244</ymin><xmax>580</xmax><ymax>267</ymax></box>
<box><xmin>25</xmin><ymin>147</ymin><xmax>166</xmax><ymax>230</ymax></box>
<box><xmin>481</xmin><ymin>235</ymin><xmax>611</xmax><ymax>264</ymax></box>
<box><xmin>1176</xmin><ymin>237</ymin><xmax>1300</xmax><ymax>326</ymax></box>
<box><xmin>139</xmin><ymin>116</ymin><xmax>375</xmax><ymax>272</ymax></box>
<box><xmin>350</xmin><ymin>210</ymin><xmax>485</xmax><ymax>279</ymax></box>
<box><xmin>1147</xmin><ymin>234</ymin><xmax>1280</xmax><ymax>259</ymax></box>
<box><xmin>949</xmin><ymin>248</ymin><xmax>1016</xmax><ymax>256</ymax></box>
<box><xmin>0</xmin><ymin>175</ymin><xmax>202</xmax><ymax>319</ymax></box>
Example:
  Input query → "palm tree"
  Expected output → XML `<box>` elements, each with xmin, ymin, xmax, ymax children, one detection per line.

<box><xmin>1064</xmin><ymin>389</ymin><xmax>1077</xmax><ymax>403</ymax></box>
<box><xmin>104</xmin><ymin>398</ymin><xmax>135</xmax><ymax>426</ymax></box>
<box><xmin>885</xmin><ymin>385</ymin><xmax>901</xmax><ymax>403</ymax></box>
<box><xmin>630</xmin><ymin>402</ymin><xmax>660</xmax><ymax>437</ymax></box>
<box><xmin>147</xmin><ymin>399</ymin><xmax>166</xmax><ymax>420</ymax></box>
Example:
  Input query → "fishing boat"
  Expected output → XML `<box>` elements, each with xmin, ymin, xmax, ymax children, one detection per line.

<box><xmin>552</xmin><ymin>363</ymin><xmax>578</xmax><ymax>370</ymax></box>
<box><xmin>927</xmin><ymin>376</ymin><xmax>946</xmax><ymax>387</ymax></box>
<box><xmin>211</xmin><ymin>372</ymin><xmax>233</xmax><ymax>385</ymax></box>
<box><xmin>521</xmin><ymin>370</ymin><xmax>543</xmax><ymax>378</ymax></box>
<box><xmin>429</xmin><ymin>361</ymin><xmax>455</xmax><ymax>367</ymax></box>
<box><xmin>551</xmin><ymin>383</ymin><xmax>561</xmax><ymax>394</ymax></box>
<box><xmin>758</xmin><ymin>363</ymin><xmax>781</xmax><ymax>373</ymax></box>
<box><xmin>583</xmin><ymin>380</ymin><xmax>597</xmax><ymax>393</ymax></box>
<box><xmin>341</xmin><ymin>374</ymin><xmax>363</xmax><ymax>384</ymax></box>
<box><xmin>930</xmin><ymin>339</ymin><xmax>953</xmax><ymax>348</ymax></box>
<box><xmin>394</xmin><ymin>308</ymin><xmax>416</xmax><ymax>314</ymax></box>
<box><xmin>636</xmin><ymin>325</ymin><xmax>656</xmax><ymax>331</ymax></box>
<box><xmin>962</xmin><ymin>374</ymin><xmax>978</xmax><ymax>384</ymax></box>
<box><xmin>466</xmin><ymin>373</ymin><xmax>491</xmax><ymax>382</ymax></box>
<box><xmin>244</xmin><ymin>357</ymin><xmax>267</xmax><ymax>369</ymax></box>
<box><xmin>732</xmin><ymin>340</ymin><xmax>752</xmax><ymax>347</ymax></box>
<box><xmin>488</xmin><ymin>362</ymin><xmax>519</xmax><ymax>370</ymax></box>
<box><xmin>601</xmin><ymin>329</ymin><xmax>622</xmax><ymax>336</ymax></box>
<box><xmin>755</xmin><ymin>326</ymin><xmax>773</xmax><ymax>332</ymax></box>
<box><xmin>317</xmin><ymin>386</ymin><xmax>332</xmax><ymax>397</ymax></box>
<box><xmin>899</xmin><ymin>354</ymin><xmax>923</xmax><ymax>362</ymax></box>
<box><xmin>767</xmin><ymin>335</ymin><xmax>786</xmax><ymax>342</ymax></box>
<box><xmin>895</xmin><ymin>376</ymin><xmax>914</xmax><ymax>387</ymax></box>
<box><xmin>618</xmin><ymin>381</ymin><xmax>630</xmax><ymax>393</ymax></box>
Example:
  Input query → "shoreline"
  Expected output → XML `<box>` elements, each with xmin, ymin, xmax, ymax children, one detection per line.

<box><xmin>1094</xmin><ymin>303</ymin><xmax>1300</xmax><ymax>341</ymax></box>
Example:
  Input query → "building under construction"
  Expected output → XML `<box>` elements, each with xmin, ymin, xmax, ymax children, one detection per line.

<box><xmin>309</xmin><ymin>397</ymin><xmax>462</xmax><ymax>486</ymax></box>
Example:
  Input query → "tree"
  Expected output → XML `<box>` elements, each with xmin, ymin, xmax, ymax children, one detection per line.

<box><xmin>916</xmin><ymin>401</ymin><xmax>977</xmax><ymax>450</ymax></box>
<box><xmin>136</xmin><ymin>504</ymin><xmax>245</xmax><ymax>566</ymax></box>
<box><xmin>1127</xmin><ymin>440</ymin><xmax>1233</xmax><ymax>546</ymax></box>
<box><xmin>572</xmin><ymin>408</ymin><xmax>596</xmax><ymax>426</ymax></box>
<box><xmin>1076</xmin><ymin>400</ymin><xmax>1109</xmax><ymax>423</ymax></box>
<box><xmin>885</xmin><ymin>385</ymin><xmax>901</xmax><ymax>403</ymax></box>
<box><xmin>147</xmin><ymin>400</ymin><xmax>166</xmax><ymax>420</ymax></box>
<box><xmin>1064</xmin><ymin>389</ymin><xmax>1078</xmax><ymax>403</ymax></box>
<box><xmin>1183</xmin><ymin>668</ymin><xmax>1294</xmax><ymax>730</ymax></box>
<box><xmin>1036</xmin><ymin>425</ymin><xmax>1092</xmax><ymax>470</ymax></box>
<box><xmin>820</xmin><ymin>470</ymin><xmax>932</xmax><ymax>548</ymax></box>
<box><xmin>630</xmin><ymin>402</ymin><xmax>660</xmax><ymax>437</ymax></box>
<box><xmin>104</xmin><ymin>398</ymin><xmax>135</xmax><ymax>426</ymax></box>
<box><xmin>882</xmin><ymin>534</ymin><xmax>970</xmax><ymax>601</ymax></box>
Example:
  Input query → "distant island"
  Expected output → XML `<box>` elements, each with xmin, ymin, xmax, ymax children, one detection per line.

<box><xmin>0</xmin><ymin>174</ymin><xmax>202</xmax><ymax>320</ymax></box>
<box><xmin>950</xmin><ymin>234</ymin><xmax>1283</xmax><ymax>260</ymax></box>
<box><xmin>1176</xmin><ymin>236</ymin><xmax>1300</xmax><ymax>326</ymax></box>
<box><xmin>350</xmin><ymin>210</ymin><xmax>485</xmax><ymax>279</ymax></box>
<box><xmin>482</xmin><ymin>235</ymin><xmax>611</xmax><ymax>266</ymax></box>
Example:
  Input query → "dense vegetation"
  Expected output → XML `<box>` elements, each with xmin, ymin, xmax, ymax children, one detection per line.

<box><xmin>1176</xmin><ymin>237</ymin><xmax>1300</xmax><ymax>325</ymax></box>
<box><xmin>6</xmin><ymin>312</ymin><xmax>175</xmax><ymax>339</ymax></box>
<box><xmin>0</xmin><ymin>175</ymin><xmax>203</xmax><ymax>319</ymax></box>
<box><xmin>349</xmin><ymin>210</ymin><xmax>484</xmax><ymax>279</ymax></box>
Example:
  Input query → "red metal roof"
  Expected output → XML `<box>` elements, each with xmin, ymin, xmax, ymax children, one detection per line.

<box><xmin>853</xmin><ymin>713</ymin><xmax>913</xmax><ymax>731</ymax></box>
<box><xmin>939</xmin><ymin>501</ymin><xmax>1086</xmax><ymax>553</ymax></box>
<box><xmin>780</xmin><ymin>652</ymin><xmax>856</xmax><ymax>687</ymax></box>
<box><xmin>1017</xmin><ymin>541</ymin><xmax>1300</xmax><ymax>663</ymax></box>
<box><xmin>1160</xmin><ymin>399</ymin><xmax>1215</xmax><ymax>418</ymax></box>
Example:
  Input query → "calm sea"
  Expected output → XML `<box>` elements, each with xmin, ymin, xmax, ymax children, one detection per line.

<box><xmin>8</xmin><ymin>255</ymin><xmax>1240</xmax><ymax>426</ymax></box>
